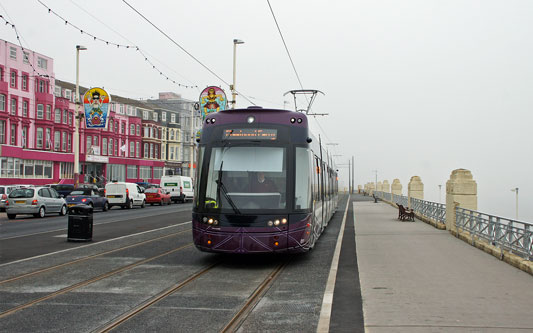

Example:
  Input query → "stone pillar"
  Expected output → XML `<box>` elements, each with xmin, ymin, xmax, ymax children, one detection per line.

<box><xmin>382</xmin><ymin>180</ymin><xmax>390</xmax><ymax>193</ymax></box>
<box><xmin>377</xmin><ymin>181</ymin><xmax>383</xmax><ymax>197</ymax></box>
<box><xmin>368</xmin><ymin>182</ymin><xmax>375</xmax><ymax>196</ymax></box>
<box><xmin>408</xmin><ymin>176</ymin><xmax>424</xmax><ymax>208</ymax></box>
<box><xmin>391</xmin><ymin>179</ymin><xmax>402</xmax><ymax>197</ymax></box>
<box><xmin>358</xmin><ymin>185</ymin><xmax>362</xmax><ymax>193</ymax></box>
<box><xmin>446</xmin><ymin>169</ymin><xmax>477</xmax><ymax>232</ymax></box>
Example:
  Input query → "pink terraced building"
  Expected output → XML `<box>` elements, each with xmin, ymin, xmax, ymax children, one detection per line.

<box><xmin>0</xmin><ymin>39</ymin><xmax>164</xmax><ymax>186</ymax></box>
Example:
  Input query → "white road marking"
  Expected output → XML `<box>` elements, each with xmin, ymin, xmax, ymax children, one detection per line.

<box><xmin>0</xmin><ymin>221</ymin><xmax>192</xmax><ymax>268</ymax></box>
<box><xmin>317</xmin><ymin>195</ymin><xmax>351</xmax><ymax>332</ymax></box>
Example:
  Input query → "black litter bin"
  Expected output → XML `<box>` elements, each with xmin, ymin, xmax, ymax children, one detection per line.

<box><xmin>67</xmin><ymin>204</ymin><xmax>93</xmax><ymax>241</ymax></box>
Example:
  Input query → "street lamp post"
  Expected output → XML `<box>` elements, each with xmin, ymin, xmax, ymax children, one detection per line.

<box><xmin>74</xmin><ymin>45</ymin><xmax>87</xmax><ymax>187</ymax></box>
<box><xmin>438</xmin><ymin>184</ymin><xmax>442</xmax><ymax>204</ymax></box>
<box><xmin>231</xmin><ymin>39</ymin><xmax>244</xmax><ymax>109</ymax></box>
<box><xmin>511</xmin><ymin>187</ymin><xmax>519</xmax><ymax>220</ymax></box>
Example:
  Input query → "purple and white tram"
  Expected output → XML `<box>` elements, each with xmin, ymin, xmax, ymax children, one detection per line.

<box><xmin>192</xmin><ymin>106</ymin><xmax>338</xmax><ymax>253</ymax></box>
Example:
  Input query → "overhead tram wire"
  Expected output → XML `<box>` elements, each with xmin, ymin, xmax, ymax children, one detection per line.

<box><xmin>67</xmin><ymin>0</ymin><xmax>199</xmax><ymax>92</ymax></box>
<box><xmin>121</xmin><ymin>0</ymin><xmax>256</xmax><ymax>106</ymax></box>
<box><xmin>266</xmin><ymin>0</ymin><xmax>335</xmax><ymax>144</ymax></box>
<box><xmin>37</xmin><ymin>0</ymin><xmax>197</xmax><ymax>89</ymax></box>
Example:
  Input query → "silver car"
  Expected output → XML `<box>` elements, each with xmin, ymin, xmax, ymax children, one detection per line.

<box><xmin>0</xmin><ymin>185</ymin><xmax>17</xmax><ymax>212</ymax></box>
<box><xmin>6</xmin><ymin>187</ymin><xmax>67</xmax><ymax>219</ymax></box>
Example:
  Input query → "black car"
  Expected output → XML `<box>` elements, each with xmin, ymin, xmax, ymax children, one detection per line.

<box><xmin>47</xmin><ymin>184</ymin><xmax>74</xmax><ymax>198</ymax></box>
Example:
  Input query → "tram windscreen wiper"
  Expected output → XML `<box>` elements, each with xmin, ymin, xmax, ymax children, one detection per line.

<box><xmin>216</xmin><ymin>161</ymin><xmax>241</xmax><ymax>215</ymax></box>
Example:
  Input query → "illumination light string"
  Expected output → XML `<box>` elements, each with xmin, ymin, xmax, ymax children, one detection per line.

<box><xmin>0</xmin><ymin>14</ymin><xmax>49</xmax><ymax>78</ymax></box>
<box><xmin>37</xmin><ymin>0</ymin><xmax>198</xmax><ymax>89</ymax></box>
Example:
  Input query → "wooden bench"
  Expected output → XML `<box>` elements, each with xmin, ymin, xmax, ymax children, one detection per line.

<box><xmin>397</xmin><ymin>204</ymin><xmax>415</xmax><ymax>222</ymax></box>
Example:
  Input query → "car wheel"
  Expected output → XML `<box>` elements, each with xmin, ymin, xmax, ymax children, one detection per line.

<box><xmin>37</xmin><ymin>206</ymin><xmax>45</xmax><ymax>218</ymax></box>
<box><xmin>127</xmin><ymin>199</ymin><xmax>133</xmax><ymax>209</ymax></box>
<box><xmin>59</xmin><ymin>205</ymin><xmax>67</xmax><ymax>216</ymax></box>
<box><xmin>7</xmin><ymin>214</ymin><xmax>16</xmax><ymax>219</ymax></box>
<box><xmin>103</xmin><ymin>202</ymin><xmax>109</xmax><ymax>212</ymax></box>
<box><xmin>141</xmin><ymin>200</ymin><xmax>145</xmax><ymax>208</ymax></box>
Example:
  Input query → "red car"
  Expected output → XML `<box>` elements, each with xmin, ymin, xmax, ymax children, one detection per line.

<box><xmin>145</xmin><ymin>188</ymin><xmax>171</xmax><ymax>206</ymax></box>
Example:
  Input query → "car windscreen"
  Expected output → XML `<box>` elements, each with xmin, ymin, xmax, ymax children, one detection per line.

<box><xmin>145</xmin><ymin>188</ymin><xmax>159</xmax><ymax>193</ymax></box>
<box><xmin>0</xmin><ymin>188</ymin><xmax>4</xmax><ymax>194</ymax></box>
<box><xmin>9</xmin><ymin>189</ymin><xmax>35</xmax><ymax>198</ymax></box>
<box><xmin>70</xmin><ymin>190</ymin><xmax>90</xmax><ymax>196</ymax></box>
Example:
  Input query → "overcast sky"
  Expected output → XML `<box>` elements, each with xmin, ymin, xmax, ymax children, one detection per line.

<box><xmin>1</xmin><ymin>0</ymin><xmax>532</xmax><ymax>221</ymax></box>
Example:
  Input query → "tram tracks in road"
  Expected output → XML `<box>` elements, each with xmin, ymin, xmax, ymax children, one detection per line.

<box><xmin>0</xmin><ymin>240</ymin><xmax>194</xmax><ymax>319</ymax></box>
<box><xmin>94</xmin><ymin>259</ymin><xmax>290</xmax><ymax>333</ymax></box>
<box><xmin>0</xmin><ymin>228</ymin><xmax>192</xmax><ymax>286</ymax></box>
<box><xmin>220</xmin><ymin>260</ymin><xmax>289</xmax><ymax>333</ymax></box>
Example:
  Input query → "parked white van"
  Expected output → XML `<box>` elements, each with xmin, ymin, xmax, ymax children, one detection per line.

<box><xmin>160</xmin><ymin>176</ymin><xmax>194</xmax><ymax>203</ymax></box>
<box><xmin>105</xmin><ymin>182</ymin><xmax>146</xmax><ymax>209</ymax></box>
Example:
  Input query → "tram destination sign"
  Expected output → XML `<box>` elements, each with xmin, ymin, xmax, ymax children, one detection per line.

<box><xmin>223</xmin><ymin>128</ymin><xmax>277</xmax><ymax>140</ymax></box>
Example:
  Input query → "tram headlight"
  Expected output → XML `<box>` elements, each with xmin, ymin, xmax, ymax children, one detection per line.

<box><xmin>267</xmin><ymin>221</ymin><xmax>273</xmax><ymax>227</ymax></box>
<box><xmin>281</xmin><ymin>218</ymin><xmax>287</xmax><ymax>224</ymax></box>
<box><xmin>274</xmin><ymin>219</ymin><xmax>280</xmax><ymax>226</ymax></box>
<box><xmin>297</xmin><ymin>118</ymin><xmax>303</xmax><ymax>123</ymax></box>
<box><xmin>290</xmin><ymin>118</ymin><xmax>296</xmax><ymax>123</ymax></box>
<box><xmin>213</xmin><ymin>220</ymin><xmax>219</xmax><ymax>225</ymax></box>
<box><xmin>211</xmin><ymin>118</ymin><xmax>216</xmax><ymax>123</ymax></box>
<box><xmin>247</xmin><ymin>116</ymin><xmax>255</xmax><ymax>123</ymax></box>
<box><xmin>205</xmin><ymin>118</ymin><xmax>210</xmax><ymax>124</ymax></box>
<box><xmin>202</xmin><ymin>217</ymin><xmax>208</xmax><ymax>223</ymax></box>
<box><xmin>208</xmin><ymin>218</ymin><xmax>214</xmax><ymax>224</ymax></box>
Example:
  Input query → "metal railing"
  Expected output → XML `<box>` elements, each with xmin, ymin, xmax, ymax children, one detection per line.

<box><xmin>456</xmin><ymin>207</ymin><xmax>533</xmax><ymax>260</ymax></box>
<box><xmin>410</xmin><ymin>198</ymin><xmax>446</xmax><ymax>225</ymax></box>
<box><xmin>383</xmin><ymin>192</ymin><xmax>391</xmax><ymax>202</ymax></box>
<box><xmin>392</xmin><ymin>193</ymin><xmax>408</xmax><ymax>207</ymax></box>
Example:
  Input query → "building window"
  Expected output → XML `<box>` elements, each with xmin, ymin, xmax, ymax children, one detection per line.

<box><xmin>0</xmin><ymin>95</ymin><xmax>5</xmax><ymax>111</ymax></box>
<box><xmin>143</xmin><ymin>110</ymin><xmax>149</xmax><ymax>120</ymax></box>
<box><xmin>109</xmin><ymin>119</ymin><xmax>113</xmax><ymax>132</ymax></box>
<box><xmin>155</xmin><ymin>145</ymin><xmax>159</xmax><ymax>159</ymax></box>
<box><xmin>108</xmin><ymin>164</ymin><xmax>126</xmax><ymax>182</ymax></box>
<box><xmin>129</xmin><ymin>141</ymin><xmax>135</xmax><ymax>157</ymax></box>
<box><xmin>154</xmin><ymin>113</ymin><xmax>158</xmax><ymax>122</ymax></box>
<box><xmin>93</xmin><ymin>135</ymin><xmax>99</xmax><ymax>146</ymax></box>
<box><xmin>36</xmin><ymin>128</ymin><xmax>43</xmax><ymax>148</ymax></box>
<box><xmin>9</xmin><ymin>47</ymin><xmax>17</xmax><ymax>60</ymax></box>
<box><xmin>86</xmin><ymin>136</ymin><xmax>92</xmax><ymax>153</ymax></box>
<box><xmin>45</xmin><ymin>128</ymin><xmax>51</xmax><ymax>149</ymax></box>
<box><xmin>162</xmin><ymin>112</ymin><xmax>166</xmax><ymax>121</ymax></box>
<box><xmin>130</xmin><ymin>124</ymin><xmax>135</xmax><ymax>135</ymax></box>
<box><xmin>68</xmin><ymin>134</ymin><xmax>72</xmax><ymax>152</ymax></box>
<box><xmin>10</xmin><ymin>71</ymin><xmax>16</xmax><ymax>88</ymax></box>
<box><xmin>171</xmin><ymin>113</ymin><xmax>176</xmax><ymax>123</ymax></box>
<box><xmin>37</xmin><ymin>57</ymin><xmax>48</xmax><ymax>69</ymax></box>
<box><xmin>46</xmin><ymin>105</ymin><xmax>52</xmax><ymax>120</ymax></box>
<box><xmin>62</xmin><ymin>132</ymin><xmax>67</xmax><ymax>151</ymax></box>
<box><xmin>54</xmin><ymin>131</ymin><xmax>60</xmax><ymax>151</ymax></box>
<box><xmin>10</xmin><ymin>124</ymin><xmax>16</xmax><ymax>145</ymax></box>
<box><xmin>10</xmin><ymin>97</ymin><xmax>17</xmax><ymax>115</ymax></box>
<box><xmin>102</xmin><ymin>138</ymin><xmax>108</xmax><ymax>155</ymax></box>
<box><xmin>150</xmin><ymin>143</ymin><xmax>154</xmax><ymax>159</ymax></box>
<box><xmin>169</xmin><ymin>146</ymin><xmax>174</xmax><ymax>160</ymax></box>
<box><xmin>39</xmin><ymin>80</ymin><xmax>46</xmax><ymax>93</ymax></box>
<box><xmin>144</xmin><ymin>143</ymin><xmax>149</xmax><ymax>158</ymax></box>
<box><xmin>22</xmin><ymin>75</ymin><xmax>28</xmax><ymax>91</ymax></box>
<box><xmin>23</xmin><ymin>51</ymin><xmax>29</xmax><ymax>64</ymax></box>
<box><xmin>54</xmin><ymin>108</ymin><xmax>61</xmax><ymax>123</ymax></box>
<box><xmin>139</xmin><ymin>166</ymin><xmax>151</xmax><ymax>180</ymax></box>
<box><xmin>60</xmin><ymin>162</ymin><xmax>74</xmax><ymax>179</ymax></box>
<box><xmin>127</xmin><ymin>165</ymin><xmax>137</xmax><ymax>179</ymax></box>
<box><xmin>108</xmin><ymin>138</ymin><xmax>113</xmax><ymax>156</ymax></box>
<box><xmin>153</xmin><ymin>167</ymin><xmax>163</xmax><ymax>179</ymax></box>
<box><xmin>69</xmin><ymin>113</ymin><xmax>73</xmax><ymax>126</ymax></box>
<box><xmin>65</xmin><ymin>90</ymin><xmax>71</xmax><ymax>101</ymax></box>
<box><xmin>63</xmin><ymin>110</ymin><xmax>68</xmax><ymax>124</ymax></box>
<box><xmin>170</xmin><ymin>130</ymin><xmax>174</xmax><ymax>140</ymax></box>
<box><xmin>144</xmin><ymin>127</ymin><xmax>149</xmax><ymax>137</ymax></box>
<box><xmin>136</xmin><ymin>142</ymin><xmax>140</xmax><ymax>158</ymax></box>
<box><xmin>22</xmin><ymin>100</ymin><xmax>28</xmax><ymax>117</ymax></box>
<box><xmin>0</xmin><ymin>121</ymin><xmax>5</xmax><ymax>144</ymax></box>
<box><xmin>22</xmin><ymin>127</ymin><xmax>27</xmax><ymax>148</ymax></box>
<box><xmin>114</xmin><ymin>139</ymin><xmax>118</xmax><ymax>155</ymax></box>
<box><xmin>119</xmin><ymin>104</ymin><xmax>124</xmax><ymax>114</ymax></box>
<box><xmin>36</xmin><ymin>104</ymin><xmax>43</xmax><ymax>119</ymax></box>
<box><xmin>136</xmin><ymin>125</ymin><xmax>140</xmax><ymax>136</ymax></box>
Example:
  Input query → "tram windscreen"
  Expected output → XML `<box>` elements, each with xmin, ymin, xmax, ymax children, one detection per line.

<box><xmin>202</xmin><ymin>146</ymin><xmax>286</xmax><ymax>211</ymax></box>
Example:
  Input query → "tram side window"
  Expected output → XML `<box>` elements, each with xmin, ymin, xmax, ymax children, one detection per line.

<box><xmin>314</xmin><ymin>156</ymin><xmax>321</xmax><ymax>201</ymax></box>
<box><xmin>295</xmin><ymin>148</ymin><xmax>311</xmax><ymax>210</ymax></box>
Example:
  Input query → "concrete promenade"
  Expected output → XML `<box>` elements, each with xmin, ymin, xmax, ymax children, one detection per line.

<box><xmin>354</xmin><ymin>197</ymin><xmax>533</xmax><ymax>332</ymax></box>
